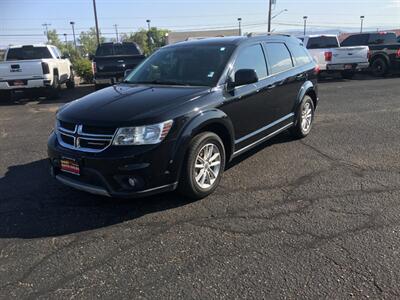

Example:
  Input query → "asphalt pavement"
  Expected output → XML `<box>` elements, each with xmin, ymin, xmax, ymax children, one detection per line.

<box><xmin>0</xmin><ymin>74</ymin><xmax>400</xmax><ymax>299</ymax></box>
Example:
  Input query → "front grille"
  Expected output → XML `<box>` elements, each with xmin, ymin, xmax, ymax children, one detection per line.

<box><xmin>56</xmin><ymin>120</ymin><xmax>116</xmax><ymax>153</ymax></box>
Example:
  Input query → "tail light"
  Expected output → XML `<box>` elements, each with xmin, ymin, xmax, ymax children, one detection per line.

<box><xmin>368</xmin><ymin>50</ymin><xmax>372</xmax><ymax>60</ymax></box>
<box><xmin>396</xmin><ymin>49</ymin><xmax>400</xmax><ymax>58</ymax></box>
<box><xmin>92</xmin><ymin>61</ymin><xmax>97</xmax><ymax>75</ymax></box>
<box><xmin>41</xmin><ymin>62</ymin><xmax>50</xmax><ymax>74</ymax></box>
<box><xmin>314</xmin><ymin>65</ymin><xmax>320</xmax><ymax>75</ymax></box>
<box><xmin>324</xmin><ymin>51</ymin><xmax>332</xmax><ymax>62</ymax></box>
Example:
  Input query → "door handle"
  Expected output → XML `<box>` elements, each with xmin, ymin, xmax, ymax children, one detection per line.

<box><xmin>296</xmin><ymin>73</ymin><xmax>306</xmax><ymax>80</ymax></box>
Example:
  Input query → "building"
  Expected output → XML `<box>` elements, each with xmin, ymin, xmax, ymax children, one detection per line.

<box><xmin>166</xmin><ymin>29</ymin><xmax>239</xmax><ymax>45</ymax></box>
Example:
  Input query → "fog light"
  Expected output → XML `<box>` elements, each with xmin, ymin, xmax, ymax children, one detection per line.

<box><xmin>128</xmin><ymin>177</ymin><xmax>136</xmax><ymax>187</ymax></box>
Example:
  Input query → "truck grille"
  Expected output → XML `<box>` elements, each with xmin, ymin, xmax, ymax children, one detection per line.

<box><xmin>56</xmin><ymin>120</ymin><xmax>116</xmax><ymax>153</ymax></box>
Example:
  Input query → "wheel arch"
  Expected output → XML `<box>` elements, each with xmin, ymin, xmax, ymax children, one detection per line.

<box><xmin>370</xmin><ymin>53</ymin><xmax>390</xmax><ymax>66</ymax></box>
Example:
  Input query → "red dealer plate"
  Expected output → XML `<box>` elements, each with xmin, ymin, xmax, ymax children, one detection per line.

<box><xmin>60</xmin><ymin>158</ymin><xmax>80</xmax><ymax>176</ymax></box>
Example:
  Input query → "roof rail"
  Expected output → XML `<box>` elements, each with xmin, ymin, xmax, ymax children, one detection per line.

<box><xmin>246</xmin><ymin>32</ymin><xmax>291</xmax><ymax>38</ymax></box>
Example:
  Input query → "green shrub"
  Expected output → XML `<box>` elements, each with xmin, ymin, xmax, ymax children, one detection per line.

<box><xmin>73</xmin><ymin>58</ymin><xmax>93</xmax><ymax>83</ymax></box>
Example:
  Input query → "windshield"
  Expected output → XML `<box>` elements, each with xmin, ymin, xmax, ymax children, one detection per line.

<box><xmin>125</xmin><ymin>44</ymin><xmax>235</xmax><ymax>87</ymax></box>
<box><xmin>6</xmin><ymin>46</ymin><xmax>52</xmax><ymax>60</ymax></box>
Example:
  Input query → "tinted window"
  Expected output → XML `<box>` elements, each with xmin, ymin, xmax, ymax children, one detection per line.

<box><xmin>368</xmin><ymin>33</ymin><xmax>397</xmax><ymax>45</ymax></box>
<box><xmin>6</xmin><ymin>46</ymin><xmax>52</xmax><ymax>60</ymax></box>
<box><xmin>288</xmin><ymin>43</ymin><xmax>313</xmax><ymax>66</ymax></box>
<box><xmin>96</xmin><ymin>43</ymin><xmax>141</xmax><ymax>56</ymax></box>
<box><xmin>264</xmin><ymin>43</ymin><xmax>293</xmax><ymax>74</ymax></box>
<box><xmin>341</xmin><ymin>34</ymin><xmax>368</xmax><ymax>46</ymax></box>
<box><xmin>233</xmin><ymin>44</ymin><xmax>268</xmax><ymax>80</ymax></box>
<box><xmin>306</xmin><ymin>36</ymin><xmax>339</xmax><ymax>49</ymax></box>
<box><xmin>126</xmin><ymin>45</ymin><xmax>235</xmax><ymax>87</ymax></box>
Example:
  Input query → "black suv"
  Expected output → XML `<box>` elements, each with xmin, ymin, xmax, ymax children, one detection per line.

<box><xmin>48</xmin><ymin>35</ymin><xmax>319</xmax><ymax>199</ymax></box>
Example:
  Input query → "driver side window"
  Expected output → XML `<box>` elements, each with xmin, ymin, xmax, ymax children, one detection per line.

<box><xmin>233</xmin><ymin>44</ymin><xmax>268</xmax><ymax>81</ymax></box>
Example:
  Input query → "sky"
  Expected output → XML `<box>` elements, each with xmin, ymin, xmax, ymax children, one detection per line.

<box><xmin>0</xmin><ymin>0</ymin><xmax>399</xmax><ymax>46</ymax></box>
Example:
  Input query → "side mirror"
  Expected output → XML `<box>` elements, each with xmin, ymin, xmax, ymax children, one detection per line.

<box><xmin>234</xmin><ymin>69</ymin><xmax>258</xmax><ymax>87</ymax></box>
<box><xmin>124</xmin><ymin>69</ymin><xmax>133</xmax><ymax>78</ymax></box>
<box><xmin>88</xmin><ymin>54</ymin><xmax>95</xmax><ymax>60</ymax></box>
<box><xmin>61</xmin><ymin>53</ymin><xmax>70</xmax><ymax>59</ymax></box>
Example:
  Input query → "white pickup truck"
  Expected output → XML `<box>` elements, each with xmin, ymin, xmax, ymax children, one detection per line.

<box><xmin>298</xmin><ymin>35</ymin><xmax>370</xmax><ymax>79</ymax></box>
<box><xmin>0</xmin><ymin>44</ymin><xmax>74</xmax><ymax>100</ymax></box>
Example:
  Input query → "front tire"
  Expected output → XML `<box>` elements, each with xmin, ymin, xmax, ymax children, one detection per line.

<box><xmin>178</xmin><ymin>132</ymin><xmax>226</xmax><ymax>199</ymax></box>
<box><xmin>290</xmin><ymin>95</ymin><xmax>315</xmax><ymax>139</ymax></box>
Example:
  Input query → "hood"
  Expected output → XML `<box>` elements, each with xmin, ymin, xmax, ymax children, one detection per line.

<box><xmin>58</xmin><ymin>84</ymin><xmax>210</xmax><ymax>126</ymax></box>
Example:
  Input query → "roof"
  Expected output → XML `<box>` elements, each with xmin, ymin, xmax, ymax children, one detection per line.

<box><xmin>297</xmin><ymin>34</ymin><xmax>337</xmax><ymax>38</ymax></box>
<box><xmin>164</xmin><ymin>34</ymin><xmax>298</xmax><ymax>49</ymax></box>
<box><xmin>8</xmin><ymin>44</ymin><xmax>49</xmax><ymax>48</ymax></box>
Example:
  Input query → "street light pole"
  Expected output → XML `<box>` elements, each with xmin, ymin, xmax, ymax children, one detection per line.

<box><xmin>303</xmin><ymin>16</ymin><xmax>308</xmax><ymax>36</ymax></box>
<box><xmin>63</xmin><ymin>33</ymin><xmax>68</xmax><ymax>44</ymax></box>
<box><xmin>92</xmin><ymin>0</ymin><xmax>100</xmax><ymax>46</ymax></box>
<box><xmin>238</xmin><ymin>18</ymin><xmax>242</xmax><ymax>36</ymax></box>
<box><xmin>360</xmin><ymin>16</ymin><xmax>365</xmax><ymax>33</ymax></box>
<box><xmin>267</xmin><ymin>0</ymin><xmax>272</xmax><ymax>32</ymax></box>
<box><xmin>70</xmin><ymin>21</ymin><xmax>77</xmax><ymax>49</ymax></box>
<box><xmin>146</xmin><ymin>19</ymin><xmax>151</xmax><ymax>31</ymax></box>
<box><xmin>114</xmin><ymin>24</ymin><xmax>119</xmax><ymax>42</ymax></box>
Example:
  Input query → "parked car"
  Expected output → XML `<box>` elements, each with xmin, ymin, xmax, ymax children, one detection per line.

<box><xmin>298</xmin><ymin>35</ymin><xmax>370</xmax><ymax>79</ymax></box>
<box><xmin>0</xmin><ymin>44</ymin><xmax>74</xmax><ymax>100</ymax></box>
<box><xmin>341</xmin><ymin>32</ymin><xmax>400</xmax><ymax>76</ymax></box>
<box><xmin>48</xmin><ymin>35</ymin><xmax>319</xmax><ymax>199</ymax></box>
<box><xmin>91</xmin><ymin>42</ymin><xmax>146</xmax><ymax>90</ymax></box>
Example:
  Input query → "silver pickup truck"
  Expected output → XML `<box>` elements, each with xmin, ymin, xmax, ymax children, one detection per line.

<box><xmin>298</xmin><ymin>35</ymin><xmax>370</xmax><ymax>79</ymax></box>
<box><xmin>0</xmin><ymin>44</ymin><xmax>75</xmax><ymax>100</ymax></box>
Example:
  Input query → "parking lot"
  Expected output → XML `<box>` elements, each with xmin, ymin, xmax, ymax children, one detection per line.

<box><xmin>0</xmin><ymin>75</ymin><xmax>400</xmax><ymax>298</ymax></box>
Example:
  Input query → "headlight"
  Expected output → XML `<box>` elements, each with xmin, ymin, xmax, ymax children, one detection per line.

<box><xmin>113</xmin><ymin>120</ymin><xmax>173</xmax><ymax>146</ymax></box>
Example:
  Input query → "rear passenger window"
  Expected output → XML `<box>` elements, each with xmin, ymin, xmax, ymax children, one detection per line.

<box><xmin>233</xmin><ymin>44</ymin><xmax>268</xmax><ymax>80</ymax></box>
<box><xmin>288</xmin><ymin>43</ymin><xmax>313</xmax><ymax>66</ymax></box>
<box><xmin>264</xmin><ymin>43</ymin><xmax>293</xmax><ymax>74</ymax></box>
<box><xmin>341</xmin><ymin>34</ymin><xmax>368</xmax><ymax>46</ymax></box>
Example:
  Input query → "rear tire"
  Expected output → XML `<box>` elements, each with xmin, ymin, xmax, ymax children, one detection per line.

<box><xmin>47</xmin><ymin>75</ymin><xmax>60</xmax><ymax>99</ymax></box>
<box><xmin>371</xmin><ymin>58</ymin><xmax>388</xmax><ymax>77</ymax></box>
<box><xmin>341</xmin><ymin>70</ymin><xmax>355</xmax><ymax>79</ymax></box>
<box><xmin>290</xmin><ymin>95</ymin><xmax>315</xmax><ymax>139</ymax></box>
<box><xmin>66</xmin><ymin>69</ymin><xmax>75</xmax><ymax>89</ymax></box>
<box><xmin>178</xmin><ymin>132</ymin><xmax>226</xmax><ymax>199</ymax></box>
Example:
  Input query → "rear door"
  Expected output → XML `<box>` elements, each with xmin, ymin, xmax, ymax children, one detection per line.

<box><xmin>263</xmin><ymin>42</ymin><xmax>299</xmax><ymax>119</ymax></box>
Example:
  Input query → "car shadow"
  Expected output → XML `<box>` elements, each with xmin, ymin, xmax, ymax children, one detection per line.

<box><xmin>0</xmin><ymin>131</ymin><xmax>295</xmax><ymax>239</ymax></box>
<box><xmin>0</xmin><ymin>159</ymin><xmax>195</xmax><ymax>239</ymax></box>
<box><xmin>0</xmin><ymin>84</ymin><xmax>94</xmax><ymax>106</ymax></box>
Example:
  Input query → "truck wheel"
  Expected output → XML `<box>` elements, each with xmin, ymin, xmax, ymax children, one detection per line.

<box><xmin>289</xmin><ymin>95</ymin><xmax>315</xmax><ymax>139</ymax></box>
<box><xmin>341</xmin><ymin>70</ymin><xmax>355</xmax><ymax>79</ymax></box>
<box><xmin>48</xmin><ymin>75</ymin><xmax>61</xmax><ymax>99</ymax></box>
<box><xmin>0</xmin><ymin>90</ymin><xmax>10</xmax><ymax>101</ymax></box>
<box><xmin>371</xmin><ymin>58</ymin><xmax>388</xmax><ymax>77</ymax></box>
<box><xmin>178</xmin><ymin>132</ymin><xmax>226</xmax><ymax>199</ymax></box>
<box><xmin>66</xmin><ymin>69</ymin><xmax>75</xmax><ymax>89</ymax></box>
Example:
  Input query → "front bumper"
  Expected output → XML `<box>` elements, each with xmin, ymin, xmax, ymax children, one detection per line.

<box><xmin>47</xmin><ymin>132</ymin><xmax>180</xmax><ymax>198</ymax></box>
<box><xmin>326</xmin><ymin>62</ymin><xmax>370</xmax><ymax>71</ymax></box>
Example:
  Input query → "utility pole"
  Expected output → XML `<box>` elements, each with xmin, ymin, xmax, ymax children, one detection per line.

<box><xmin>267</xmin><ymin>0</ymin><xmax>272</xmax><ymax>32</ymax></box>
<box><xmin>70</xmin><ymin>21</ymin><xmax>77</xmax><ymax>49</ymax></box>
<box><xmin>42</xmin><ymin>23</ymin><xmax>51</xmax><ymax>42</ymax></box>
<box><xmin>237</xmin><ymin>18</ymin><xmax>242</xmax><ymax>36</ymax></box>
<box><xmin>303</xmin><ymin>16</ymin><xmax>308</xmax><ymax>36</ymax></box>
<box><xmin>360</xmin><ymin>16</ymin><xmax>365</xmax><ymax>33</ymax></box>
<box><xmin>92</xmin><ymin>0</ymin><xmax>100</xmax><ymax>45</ymax></box>
<box><xmin>63</xmin><ymin>33</ymin><xmax>68</xmax><ymax>44</ymax></box>
<box><xmin>114</xmin><ymin>24</ymin><xmax>119</xmax><ymax>42</ymax></box>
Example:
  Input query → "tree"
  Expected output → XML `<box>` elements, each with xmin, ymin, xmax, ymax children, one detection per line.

<box><xmin>121</xmin><ymin>27</ymin><xmax>169</xmax><ymax>56</ymax></box>
<box><xmin>46</xmin><ymin>29</ymin><xmax>63</xmax><ymax>49</ymax></box>
<box><xmin>79</xmin><ymin>27</ymin><xmax>105</xmax><ymax>56</ymax></box>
